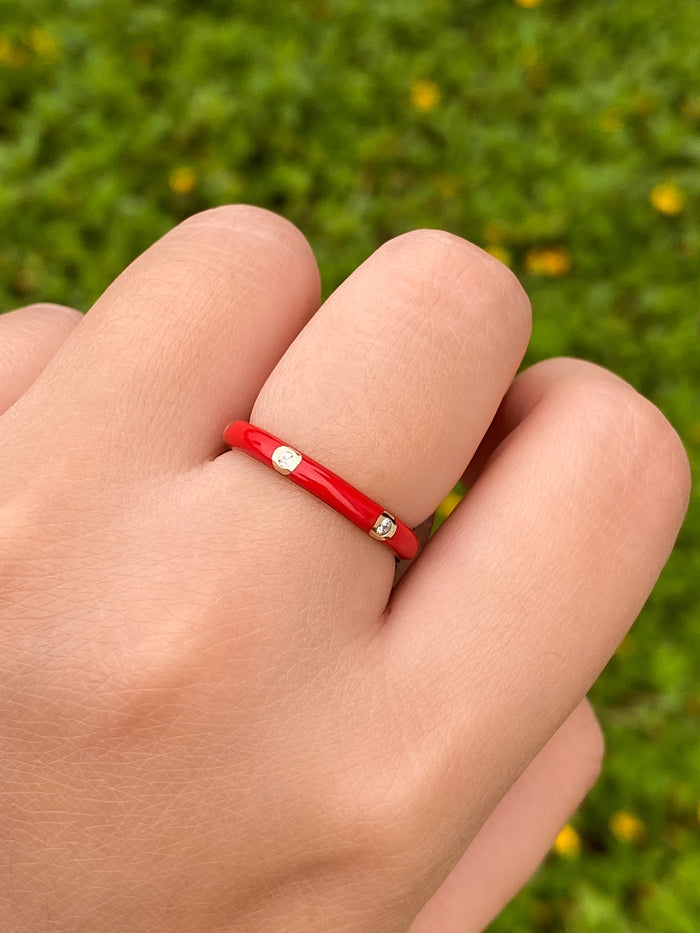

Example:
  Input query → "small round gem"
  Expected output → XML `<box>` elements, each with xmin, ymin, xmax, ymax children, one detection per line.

<box><xmin>375</xmin><ymin>516</ymin><xmax>395</xmax><ymax>537</ymax></box>
<box><xmin>277</xmin><ymin>450</ymin><xmax>297</xmax><ymax>469</ymax></box>
<box><xmin>271</xmin><ymin>445</ymin><xmax>302</xmax><ymax>473</ymax></box>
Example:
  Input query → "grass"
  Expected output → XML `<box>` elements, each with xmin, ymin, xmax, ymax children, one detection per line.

<box><xmin>1</xmin><ymin>0</ymin><xmax>698</xmax><ymax>928</ymax></box>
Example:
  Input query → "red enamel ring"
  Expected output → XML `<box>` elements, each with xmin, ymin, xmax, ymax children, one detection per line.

<box><xmin>223</xmin><ymin>420</ymin><xmax>419</xmax><ymax>561</ymax></box>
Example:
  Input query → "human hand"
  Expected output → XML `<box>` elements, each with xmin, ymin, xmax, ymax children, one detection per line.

<box><xmin>0</xmin><ymin>207</ymin><xmax>690</xmax><ymax>932</ymax></box>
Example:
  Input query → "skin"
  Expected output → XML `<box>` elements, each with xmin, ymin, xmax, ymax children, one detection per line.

<box><xmin>0</xmin><ymin>206</ymin><xmax>690</xmax><ymax>932</ymax></box>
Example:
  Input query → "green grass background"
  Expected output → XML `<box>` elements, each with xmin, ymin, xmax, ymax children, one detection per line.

<box><xmin>1</xmin><ymin>0</ymin><xmax>698</xmax><ymax>928</ymax></box>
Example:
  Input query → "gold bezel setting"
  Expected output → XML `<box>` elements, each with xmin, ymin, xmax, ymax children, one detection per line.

<box><xmin>369</xmin><ymin>511</ymin><xmax>397</xmax><ymax>541</ymax></box>
<box><xmin>271</xmin><ymin>445</ymin><xmax>303</xmax><ymax>475</ymax></box>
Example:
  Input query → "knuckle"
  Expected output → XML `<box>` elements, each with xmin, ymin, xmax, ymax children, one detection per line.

<box><xmin>330</xmin><ymin>765</ymin><xmax>414</xmax><ymax>860</ymax></box>
<box><xmin>127</xmin><ymin>205</ymin><xmax>320</xmax><ymax>324</ymax></box>
<box><xmin>307</xmin><ymin>767</ymin><xmax>424</xmax><ymax>923</ymax></box>
<box><xmin>13</xmin><ymin>302</ymin><xmax>83</xmax><ymax>325</ymax></box>
<box><xmin>325</xmin><ymin>728</ymin><xmax>438</xmax><ymax>880</ymax></box>
<box><xmin>178</xmin><ymin>203</ymin><xmax>317</xmax><ymax>266</ymax></box>
<box><xmin>560</xmin><ymin>370</ymin><xmax>691</xmax><ymax>516</ymax></box>
<box><xmin>376</xmin><ymin>228</ymin><xmax>531</xmax><ymax>343</ymax></box>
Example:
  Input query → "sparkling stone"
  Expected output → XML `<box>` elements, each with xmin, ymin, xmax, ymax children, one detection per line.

<box><xmin>272</xmin><ymin>445</ymin><xmax>302</xmax><ymax>474</ymax></box>
<box><xmin>276</xmin><ymin>450</ymin><xmax>297</xmax><ymax>469</ymax></box>
<box><xmin>375</xmin><ymin>516</ymin><xmax>395</xmax><ymax>537</ymax></box>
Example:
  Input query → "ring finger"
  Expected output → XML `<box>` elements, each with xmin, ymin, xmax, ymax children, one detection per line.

<box><xmin>211</xmin><ymin>229</ymin><xmax>531</xmax><ymax>620</ymax></box>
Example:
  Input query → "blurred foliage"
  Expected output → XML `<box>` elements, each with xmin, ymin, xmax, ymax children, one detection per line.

<box><xmin>1</xmin><ymin>0</ymin><xmax>698</xmax><ymax>929</ymax></box>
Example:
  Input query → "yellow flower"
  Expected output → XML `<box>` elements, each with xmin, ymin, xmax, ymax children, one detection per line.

<box><xmin>553</xmin><ymin>824</ymin><xmax>580</xmax><ymax>859</ymax></box>
<box><xmin>410</xmin><ymin>80</ymin><xmax>440</xmax><ymax>112</ymax></box>
<box><xmin>0</xmin><ymin>34</ymin><xmax>28</xmax><ymax>67</ymax></box>
<box><xmin>600</xmin><ymin>110</ymin><xmax>624</xmax><ymax>132</ymax></box>
<box><xmin>525</xmin><ymin>245</ymin><xmax>572</xmax><ymax>277</ymax></box>
<box><xmin>485</xmin><ymin>244</ymin><xmax>512</xmax><ymax>267</ymax></box>
<box><xmin>650</xmin><ymin>182</ymin><xmax>685</xmax><ymax>216</ymax></box>
<box><xmin>436</xmin><ymin>491</ymin><xmax>463</xmax><ymax>522</ymax></box>
<box><xmin>609</xmin><ymin>810</ymin><xmax>646</xmax><ymax>844</ymax></box>
<box><xmin>26</xmin><ymin>27</ymin><xmax>59</xmax><ymax>59</ymax></box>
<box><xmin>515</xmin><ymin>0</ymin><xmax>543</xmax><ymax>7</ymax></box>
<box><xmin>169</xmin><ymin>167</ymin><xmax>198</xmax><ymax>195</ymax></box>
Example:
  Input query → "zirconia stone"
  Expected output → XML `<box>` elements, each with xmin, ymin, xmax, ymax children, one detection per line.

<box><xmin>272</xmin><ymin>445</ymin><xmax>302</xmax><ymax>474</ymax></box>
<box><xmin>375</xmin><ymin>516</ymin><xmax>394</xmax><ymax>537</ymax></box>
<box><xmin>277</xmin><ymin>450</ymin><xmax>296</xmax><ymax>469</ymax></box>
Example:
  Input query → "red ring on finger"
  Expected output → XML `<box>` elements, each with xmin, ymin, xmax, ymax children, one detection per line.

<box><xmin>223</xmin><ymin>421</ymin><xmax>419</xmax><ymax>561</ymax></box>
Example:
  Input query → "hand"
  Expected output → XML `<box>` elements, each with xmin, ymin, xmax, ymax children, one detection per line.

<box><xmin>0</xmin><ymin>207</ymin><xmax>689</xmax><ymax>932</ymax></box>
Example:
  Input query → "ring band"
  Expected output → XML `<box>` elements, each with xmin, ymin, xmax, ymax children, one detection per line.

<box><xmin>223</xmin><ymin>420</ymin><xmax>419</xmax><ymax>561</ymax></box>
